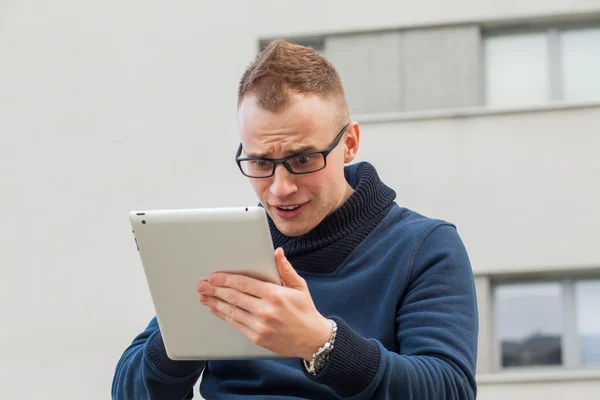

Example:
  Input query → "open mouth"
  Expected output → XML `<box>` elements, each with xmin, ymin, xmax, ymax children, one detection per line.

<box><xmin>272</xmin><ymin>202</ymin><xmax>308</xmax><ymax>218</ymax></box>
<box><xmin>278</xmin><ymin>205</ymin><xmax>301</xmax><ymax>211</ymax></box>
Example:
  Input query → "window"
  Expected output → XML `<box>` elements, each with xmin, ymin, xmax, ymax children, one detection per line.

<box><xmin>484</xmin><ymin>27</ymin><xmax>600</xmax><ymax>106</ymax></box>
<box><xmin>485</xmin><ymin>25</ymin><xmax>600</xmax><ymax>107</ymax></box>
<box><xmin>495</xmin><ymin>282</ymin><xmax>563</xmax><ymax>368</ymax></box>
<box><xmin>576</xmin><ymin>280</ymin><xmax>600</xmax><ymax>366</ymax></box>
<box><xmin>494</xmin><ymin>279</ymin><xmax>600</xmax><ymax>371</ymax></box>
<box><xmin>485</xmin><ymin>33</ymin><xmax>550</xmax><ymax>107</ymax></box>
<box><xmin>561</xmin><ymin>27</ymin><xmax>600</xmax><ymax>102</ymax></box>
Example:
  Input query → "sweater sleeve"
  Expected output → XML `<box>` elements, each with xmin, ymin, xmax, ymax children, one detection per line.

<box><xmin>305</xmin><ymin>224</ymin><xmax>478</xmax><ymax>399</ymax></box>
<box><xmin>111</xmin><ymin>317</ymin><xmax>206</xmax><ymax>400</ymax></box>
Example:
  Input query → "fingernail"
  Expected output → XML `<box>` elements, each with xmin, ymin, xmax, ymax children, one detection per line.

<box><xmin>200</xmin><ymin>294</ymin><xmax>208</xmax><ymax>303</ymax></box>
<box><xmin>198</xmin><ymin>282</ymin><xmax>206</xmax><ymax>292</ymax></box>
<box><xmin>208</xmin><ymin>275</ymin><xmax>215</xmax><ymax>284</ymax></box>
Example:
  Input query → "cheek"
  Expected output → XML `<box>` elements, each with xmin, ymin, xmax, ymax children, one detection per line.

<box><xmin>316</xmin><ymin>163</ymin><xmax>347</xmax><ymax>198</ymax></box>
<box><xmin>321</xmin><ymin>156</ymin><xmax>345</xmax><ymax>181</ymax></box>
<box><xmin>301</xmin><ymin>171</ymin><xmax>335</xmax><ymax>198</ymax></box>
<box><xmin>249</xmin><ymin>179</ymin><xmax>270</xmax><ymax>198</ymax></box>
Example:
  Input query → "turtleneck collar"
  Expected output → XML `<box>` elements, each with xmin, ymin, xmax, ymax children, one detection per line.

<box><xmin>266</xmin><ymin>162</ymin><xmax>396</xmax><ymax>273</ymax></box>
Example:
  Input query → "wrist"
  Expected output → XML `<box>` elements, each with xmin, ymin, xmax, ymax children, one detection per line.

<box><xmin>303</xmin><ymin>318</ymin><xmax>337</xmax><ymax>375</ymax></box>
<box><xmin>302</xmin><ymin>316</ymin><xmax>333</xmax><ymax>361</ymax></box>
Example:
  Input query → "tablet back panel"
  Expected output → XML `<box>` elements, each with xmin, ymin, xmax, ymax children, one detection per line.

<box><xmin>130</xmin><ymin>207</ymin><xmax>280</xmax><ymax>360</ymax></box>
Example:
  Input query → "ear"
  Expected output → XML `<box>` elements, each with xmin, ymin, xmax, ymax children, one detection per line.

<box><xmin>343</xmin><ymin>121</ymin><xmax>360</xmax><ymax>163</ymax></box>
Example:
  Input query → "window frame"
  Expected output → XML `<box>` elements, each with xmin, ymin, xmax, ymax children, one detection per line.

<box><xmin>482</xmin><ymin>21</ymin><xmax>600</xmax><ymax>106</ymax></box>
<box><xmin>491</xmin><ymin>274</ymin><xmax>600</xmax><ymax>373</ymax></box>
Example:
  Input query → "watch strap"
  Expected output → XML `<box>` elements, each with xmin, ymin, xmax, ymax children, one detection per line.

<box><xmin>303</xmin><ymin>319</ymin><xmax>337</xmax><ymax>375</ymax></box>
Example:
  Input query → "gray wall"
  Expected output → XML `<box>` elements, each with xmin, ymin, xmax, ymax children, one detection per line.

<box><xmin>355</xmin><ymin>107</ymin><xmax>600</xmax><ymax>272</ymax></box>
<box><xmin>402</xmin><ymin>26</ymin><xmax>482</xmax><ymax>110</ymax></box>
<box><xmin>326</xmin><ymin>32</ymin><xmax>405</xmax><ymax>113</ymax></box>
<box><xmin>327</xmin><ymin>26</ymin><xmax>482</xmax><ymax>114</ymax></box>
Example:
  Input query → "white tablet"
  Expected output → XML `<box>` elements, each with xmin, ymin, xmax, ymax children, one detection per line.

<box><xmin>129</xmin><ymin>206</ymin><xmax>281</xmax><ymax>360</ymax></box>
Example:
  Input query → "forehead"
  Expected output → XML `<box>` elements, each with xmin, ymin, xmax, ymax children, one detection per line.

<box><xmin>237</xmin><ymin>93</ymin><xmax>339</xmax><ymax>157</ymax></box>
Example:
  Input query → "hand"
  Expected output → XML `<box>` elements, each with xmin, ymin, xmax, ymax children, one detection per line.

<box><xmin>196</xmin><ymin>248</ymin><xmax>332</xmax><ymax>360</ymax></box>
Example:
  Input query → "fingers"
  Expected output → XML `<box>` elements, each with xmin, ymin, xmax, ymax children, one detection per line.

<box><xmin>206</xmin><ymin>297</ymin><xmax>278</xmax><ymax>349</ymax></box>
<box><xmin>201</xmin><ymin>294</ymin><xmax>261</xmax><ymax>333</ymax></box>
<box><xmin>207</xmin><ymin>273</ymin><xmax>267</xmax><ymax>298</ymax></box>
<box><xmin>211</xmin><ymin>307</ymin><xmax>259</xmax><ymax>345</ymax></box>
<box><xmin>200</xmin><ymin>283</ymin><xmax>262</xmax><ymax>314</ymax></box>
<box><xmin>202</xmin><ymin>294</ymin><xmax>251</xmax><ymax>321</ymax></box>
<box><xmin>198</xmin><ymin>281</ymin><xmax>263</xmax><ymax>330</ymax></box>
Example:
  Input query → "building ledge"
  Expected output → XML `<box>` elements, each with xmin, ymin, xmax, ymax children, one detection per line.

<box><xmin>354</xmin><ymin>101</ymin><xmax>600</xmax><ymax>124</ymax></box>
<box><xmin>473</xmin><ymin>263</ymin><xmax>600</xmax><ymax>278</ymax></box>
<box><xmin>478</xmin><ymin>368</ymin><xmax>600</xmax><ymax>385</ymax></box>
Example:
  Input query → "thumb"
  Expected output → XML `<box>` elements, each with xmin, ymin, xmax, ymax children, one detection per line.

<box><xmin>274</xmin><ymin>248</ymin><xmax>307</xmax><ymax>291</ymax></box>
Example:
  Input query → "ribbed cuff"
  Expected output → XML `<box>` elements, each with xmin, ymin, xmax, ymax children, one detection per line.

<box><xmin>304</xmin><ymin>317</ymin><xmax>380</xmax><ymax>397</ymax></box>
<box><xmin>145</xmin><ymin>330</ymin><xmax>205</xmax><ymax>378</ymax></box>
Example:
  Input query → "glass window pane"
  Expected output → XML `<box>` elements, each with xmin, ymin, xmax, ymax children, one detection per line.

<box><xmin>495</xmin><ymin>282</ymin><xmax>563</xmax><ymax>368</ymax></box>
<box><xmin>561</xmin><ymin>27</ymin><xmax>600</xmax><ymax>102</ymax></box>
<box><xmin>485</xmin><ymin>32</ymin><xmax>550</xmax><ymax>107</ymax></box>
<box><xmin>576</xmin><ymin>280</ymin><xmax>600</xmax><ymax>366</ymax></box>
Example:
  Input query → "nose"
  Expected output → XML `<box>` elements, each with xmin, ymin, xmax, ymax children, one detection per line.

<box><xmin>269</xmin><ymin>164</ymin><xmax>298</xmax><ymax>199</ymax></box>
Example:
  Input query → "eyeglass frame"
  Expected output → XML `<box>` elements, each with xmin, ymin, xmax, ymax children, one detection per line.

<box><xmin>235</xmin><ymin>123</ymin><xmax>350</xmax><ymax>178</ymax></box>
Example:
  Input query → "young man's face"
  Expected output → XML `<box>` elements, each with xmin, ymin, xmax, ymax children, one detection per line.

<box><xmin>237</xmin><ymin>93</ymin><xmax>359</xmax><ymax>237</ymax></box>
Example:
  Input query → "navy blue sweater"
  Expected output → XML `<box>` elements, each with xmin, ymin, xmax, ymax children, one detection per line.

<box><xmin>112</xmin><ymin>162</ymin><xmax>478</xmax><ymax>399</ymax></box>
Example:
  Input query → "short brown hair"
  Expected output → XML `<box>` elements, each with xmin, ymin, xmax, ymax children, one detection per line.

<box><xmin>238</xmin><ymin>40</ymin><xmax>349</xmax><ymax>126</ymax></box>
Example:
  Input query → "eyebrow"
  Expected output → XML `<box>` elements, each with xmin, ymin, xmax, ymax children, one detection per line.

<box><xmin>245</xmin><ymin>144</ymin><xmax>318</xmax><ymax>159</ymax></box>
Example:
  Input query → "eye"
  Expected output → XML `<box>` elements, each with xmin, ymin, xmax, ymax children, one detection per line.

<box><xmin>252</xmin><ymin>160</ymin><xmax>271</xmax><ymax>168</ymax></box>
<box><xmin>295</xmin><ymin>155</ymin><xmax>311</xmax><ymax>165</ymax></box>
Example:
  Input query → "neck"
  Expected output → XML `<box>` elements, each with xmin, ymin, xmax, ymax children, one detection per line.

<box><xmin>329</xmin><ymin>182</ymin><xmax>354</xmax><ymax>216</ymax></box>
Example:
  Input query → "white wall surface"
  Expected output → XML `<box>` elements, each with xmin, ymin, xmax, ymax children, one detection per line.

<box><xmin>356</xmin><ymin>107</ymin><xmax>600</xmax><ymax>273</ymax></box>
<box><xmin>1</xmin><ymin>1</ymin><xmax>599</xmax><ymax>399</ymax></box>
<box><xmin>479</xmin><ymin>379</ymin><xmax>600</xmax><ymax>400</ymax></box>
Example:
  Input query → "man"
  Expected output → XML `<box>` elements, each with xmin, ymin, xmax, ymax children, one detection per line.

<box><xmin>112</xmin><ymin>40</ymin><xmax>478</xmax><ymax>399</ymax></box>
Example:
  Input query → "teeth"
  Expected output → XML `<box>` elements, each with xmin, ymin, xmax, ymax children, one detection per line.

<box><xmin>280</xmin><ymin>205</ymin><xmax>300</xmax><ymax>210</ymax></box>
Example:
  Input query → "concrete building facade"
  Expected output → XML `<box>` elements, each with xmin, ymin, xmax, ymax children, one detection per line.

<box><xmin>1</xmin><ymin>1</ymin><xmax>599</xmax><ymax>398</ymax></box>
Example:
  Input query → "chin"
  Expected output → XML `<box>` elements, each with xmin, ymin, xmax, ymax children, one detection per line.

<box><xmin>273</xmin><ymin>219</ymin><xmax>313</xmax><ymax>237</ymax></box>
<box><xmin>275</xmin><ymin>224</ymin><xmax>308</xmax><ymax>237</ymax></box>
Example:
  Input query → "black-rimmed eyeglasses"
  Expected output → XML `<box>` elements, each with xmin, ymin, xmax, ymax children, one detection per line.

<box><xmin>235</xmin><ymin>123</ymin><xmax>349</xmax><ymax>178</ymax></box>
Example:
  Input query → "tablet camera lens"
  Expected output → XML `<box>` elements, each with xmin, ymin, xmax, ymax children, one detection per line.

<box><xmin>142</xmin><ymin>220</ymin><xmax>146</xmax><ymax>224</ymax></box>
<box><xmin>245</xmin><ymin>208</ymin><xmax>248</xmax><ymax>212</ymax></box>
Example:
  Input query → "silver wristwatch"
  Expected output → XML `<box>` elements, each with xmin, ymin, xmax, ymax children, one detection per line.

<box><xmin>303</xmin><ymin>319</ymin><xmax>337</xmax><ymax>376</ymax></box>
